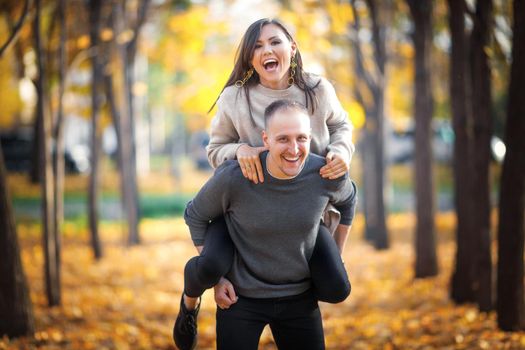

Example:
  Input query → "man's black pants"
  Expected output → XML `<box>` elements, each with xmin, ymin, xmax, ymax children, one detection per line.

<box><xmin>216</xmin><ymin>290</ymin><xmax>325</xmax><ymax>350</ymax></box>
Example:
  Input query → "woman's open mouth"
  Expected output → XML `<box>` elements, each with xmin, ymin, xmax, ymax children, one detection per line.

<box><xmin>263</xmin><ymin>59</ymin><xmax>279</xmax><ymax>72</ymax></box>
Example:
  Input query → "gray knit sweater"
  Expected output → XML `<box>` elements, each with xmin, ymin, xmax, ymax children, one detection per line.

<box><xmin>184</xmin><ymin>152</ymin><xmax>356</xmax><ymax>298</ymax></box>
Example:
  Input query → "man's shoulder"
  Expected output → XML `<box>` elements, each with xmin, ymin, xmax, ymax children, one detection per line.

<box><xmin>305</xmin><ymin>154</ymin><xmax>349</xmax><ymax>189</ymax></box>
<box><xmin>302</xmin><ymin>154</ymin><xmax>325</xmax><ymax>180</ymax></box>
<box><xmin>215</xmin><ymin>159</ymin><xmax>242</xmax><ymax>176</ymax></box>
<box><xmin>306</xmin><ymin>153</ymin><xmax>326</xmax><ymax>171</ymax></box>
<box><xmin>213</xmin><ymin>160</ymin><xmax>248</xmax><ymax>191</ymax></box>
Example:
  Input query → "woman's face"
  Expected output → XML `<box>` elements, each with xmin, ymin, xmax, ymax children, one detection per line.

<box><xmin>250</xmin><ymin>23</ymin><xmax>296</xmax><ymax>90</ymax></box>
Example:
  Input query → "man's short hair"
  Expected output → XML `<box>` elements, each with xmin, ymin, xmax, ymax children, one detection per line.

<box><xmin>264</xmin><ymin>99</ymin><xmax>309</xmax><ymax>128</ymax></box>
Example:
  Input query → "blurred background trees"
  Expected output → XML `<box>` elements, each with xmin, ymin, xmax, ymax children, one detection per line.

<box><xmin>0</xmin><ymin>0</ymin><xmax>523</xmax><ymax>338</ymax></box>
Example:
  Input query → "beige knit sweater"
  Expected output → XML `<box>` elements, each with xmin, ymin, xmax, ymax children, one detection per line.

<box><xmin>207</xmin><ymin>75</ymin><xmax>355</xmax><ymax>168</ymax></box>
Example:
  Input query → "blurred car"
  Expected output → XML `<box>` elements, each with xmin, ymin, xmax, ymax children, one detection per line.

<box><xmin>188</xmin><ymin>130</ymin><xmax>211</xmax><ymax>171</ymax></box>
<box><xmin>0</xmin><ymin>129</ymin><xmax>90</xmax><ymax>174</ymax></box>
<box><xmin>0</xmin><ymin>129</ymin><xmax>33</xmax><ymax>172</ymax></box>
<box><xmin>385</xmin><ymin>120</ymin><xmax>505</xmax><ymax>164</ymax></box>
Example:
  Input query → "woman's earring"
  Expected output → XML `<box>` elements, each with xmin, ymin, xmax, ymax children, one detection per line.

<box><xmin>235</xmin><ymin>68</ymin><xmax>254</xmax><ymax>87</ymax></box>
<box><xmin>288</xmin><ymin>56</ymin><xmax>297</xmax><ymax>86</ymax></box>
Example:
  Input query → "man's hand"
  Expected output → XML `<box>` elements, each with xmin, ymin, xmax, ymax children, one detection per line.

<box><xmin>320</xmin><ymin>151</ymin><xmax>349</xmax><ymax>179</ymax></box>
<box><xmin>236</xmin><ymin>144</ymin><xmax>268</xmax><ymax>184</ymax></box>
<box><xmin>214</xmin><ymin>277</ymin><xmax>238</xmax><ymax>309</ymax></box>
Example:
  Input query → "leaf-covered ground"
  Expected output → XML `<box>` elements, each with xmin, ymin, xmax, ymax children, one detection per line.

<box><xmin>3</xmin><ymin>214</ymin><xmax>525</xmax><ymax>350</ymax></box>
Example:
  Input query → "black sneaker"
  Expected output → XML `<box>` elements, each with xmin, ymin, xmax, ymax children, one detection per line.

<box><xmin>173</xmin><ymin>294</ymin><xmax>200</xmax><ymax>350</ymax></box>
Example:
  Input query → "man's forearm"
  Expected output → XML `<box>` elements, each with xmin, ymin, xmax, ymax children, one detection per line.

<box><xmin>333</xmin><ymin>224</ymin><xmax>350</xmax><ymax>255</ymax></box>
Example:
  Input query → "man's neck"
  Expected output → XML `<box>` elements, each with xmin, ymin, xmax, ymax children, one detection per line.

<box><xmin>265</xmin><ymin>155</ymin><xmax>306</xmax><ymax>180</ymax></box>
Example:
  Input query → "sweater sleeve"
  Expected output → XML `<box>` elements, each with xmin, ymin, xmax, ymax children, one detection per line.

<box><xmin>322</xmin><ymin>78</ymin><xmax>356</xmax><ymax>164</ymax></box>
<box><xmin>206</xmin><ymin>92</ymin><xmax>245</xmax><ymax>169</ymax></box>
<box><xmin>184</xmin><ymin>162</ymin><xmax>234</xmax><ymax>245</ymax></box>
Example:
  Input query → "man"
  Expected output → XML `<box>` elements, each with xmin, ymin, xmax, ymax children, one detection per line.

<box><xmin>181</xmin><ymin>100</ymin><xmax>356</xmax><ymax>349</ymax></box>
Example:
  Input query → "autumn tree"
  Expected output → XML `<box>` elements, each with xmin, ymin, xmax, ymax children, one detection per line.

<box><xmin>88</xmin><ymin>0</ymin><xmax>103</xmax><ymax>259</ymax></box>
<box><xmin>497</xmin><ymin>0</ymin><xmax>525</xmax><ymax>331</ymax></box>
<box><xmin>118</xmin><ymin>0</ymin><xmax>151</xmax><ymax>246</ymax></box>
<box><xmin>406</xmin><ymin>0</ymin><xmax>438</xmax><ymax>278</ymax></box>
<box><xmin>350</xmin><ymin>0</ymin><xmax>389</xmax><ymax>250</ymax></box>
<box><xmin>448</xmin><ymin>0</ymin><xmax>494</xmax><ymax>311</ymax></box>
<box><xmin>51</xmin><ymin>0</ymin><xmax>67</xmax><ymax>290</ymax></box>
<box><xmin>0</xmin><ymin>5</ymin><xmax>35</xmax><ymax>334</ymax></box>
<box><xmin>1</xmin><ymin>0</ymin><xmax>68</xmax><ymax>307</ymax></box>
<box><xmin>0</xmin><ymin>0</ymin><xmax>31</xmax><ymax>58</ymax></box>
<box><xmin>33</xmin><ymin>0</ymin><xmax>62</xmax><ymax>305</ymax></box>
<box><xmin>447</xmin><ymin>0</ymin><xmax>476</xmax><ymax>303</ymax></box>
<box><xmin>0</xmin><ymin>143</ymin><xmax>35</xmax><ymax>338</ymax></box>
<box><xmin>469</xmin><ymin>0</ymin><xmax>494</xmax><ymax>312</ymax></box>
<box><xmin>103</xmin><ymin>1</ymin><xmax>139</xmax><ymax>248</ymax></box>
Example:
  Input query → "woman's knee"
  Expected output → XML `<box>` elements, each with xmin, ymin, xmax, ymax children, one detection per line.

<box><xmin>316</xmin><ymin>279</ymin><xmax>351</xmax><ymax>304</ymax></box>
<box><xmin>184</xmin><ymin>254</ymin><xmax>231</xmax><ymax>296</ymax></box>
<box><xmin>197</xmin><ymin>253</ymin><xmax>232</xmax><ymax>284</ymax></box>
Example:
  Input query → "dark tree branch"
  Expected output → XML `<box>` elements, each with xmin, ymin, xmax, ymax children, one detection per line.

<box><xmin>0</xmin><ymin>0</ymin><xmax>32</xmax><ymax>58</ymax></box>
<box><xmin>127</xmin><ymin>0</ymin><xmax>150</xmax><ymax>54</ymax></box>
<box><xmin>349</xmin><ymin>0</ymin><xmax>377</xmax><ymax>94</ymax></box>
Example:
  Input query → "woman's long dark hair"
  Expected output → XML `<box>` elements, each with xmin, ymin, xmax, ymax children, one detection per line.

<box><xmin>209</xmin><ymin>18</ymin><xmax>320</xmax><ymax>126</ymax></box>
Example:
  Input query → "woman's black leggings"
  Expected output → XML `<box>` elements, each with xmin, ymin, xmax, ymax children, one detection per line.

<box><xmin>184</xmin><ymin>218</ymin><xmax>351</xmax><ymax>303</ymax></box>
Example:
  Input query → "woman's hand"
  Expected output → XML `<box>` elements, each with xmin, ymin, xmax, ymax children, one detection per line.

<box><xmin>214</xmin><ymin>277</ymin><xmax>238</xmax><ymax>309</ymax></box>
<box><xmin>320</xmin><ymin>151</ymin><xmax>349</xmax><ymax>179</ymax></box>
<box><xmin>236</xmin><ymin>144</ymin><xmax>268</xmax><ymax>184</ymax></box>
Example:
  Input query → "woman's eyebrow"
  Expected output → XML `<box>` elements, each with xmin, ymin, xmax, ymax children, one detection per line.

<box><xmin>256</xmin><ymin>36</ymin><xmax>280</xmax><ymax>43</ymax></box>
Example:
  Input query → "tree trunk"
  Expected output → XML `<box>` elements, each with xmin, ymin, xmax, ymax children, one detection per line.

<box><xmin>103</xmin><ymin>57</ymin><xmax>130</xmax><ymax>244</ymax></box>
<box><xmin>497</xmin><ymin>0</ymin><xmax>525</xmax><ymax>331</ymax></box>
<box><xmin>470</xmin><ymin>0</ymin><xmax>494</xmax><ymax>312</ymax></box>
<box><xmin>50</xmin><ymin>0</ymin><xmax>66</xmax><ymax>307</ymax></box>
<box><xmin>350</xmin><ymin>0</ymin><xmax>389</xmax><ymax>250</ymax></box>
<box><xmin>0</xmin><ymin>144</ymin><xmax>35</xmax><ymax>338</ymax></box>
<box><xmin>123</xmin><ymin>0</ymin><xmax>150</xmax><ymax>245</ymax></box>
<box><xmin>447</xmin><ymin>0</ymin><xmax>476</xmax><ymax>304</ymax></box>
<box><xmin>407</xmin><ymin>0</ymin><xmax>438</xmax><ymax>278</ymax></box>
<box><xmin>102</xmin><ymin>5</ymin><xmax>126</xmax><ymax>242</ymax></box>
<box><xmin>111</xmin><ymin>1</ymin><xmax>141</xmax><ymax>246</ymax></box>
<box><xmin>88</xmin><ymin>0</ymin><xmax>103</xmax><ymax>259</ymax></box>
<box><xmin>30</xmin><ymin>103</ymin><xmax>42</xmax><ymax>184</ymax></box>
<box><xmin>34</xmin><ymin>0</ymin><xmax>60</xmax><ymax>306</ymax></box>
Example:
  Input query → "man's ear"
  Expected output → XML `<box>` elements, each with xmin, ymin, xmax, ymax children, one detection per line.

<box><xmin>262</xmin><ymin>130</ymin><xmax>269</xmax><ymax>148</ymax></box>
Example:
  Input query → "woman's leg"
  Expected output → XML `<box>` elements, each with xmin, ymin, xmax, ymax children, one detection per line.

<box><xmin>309</xmin><ymin>223</ymin><xmax>351</xmax><ymax>303</ymax></box>
<box><xmin>184</xmin><ymin>216</ymin><xmax>234</xmax><ymax>298</ymax></box>
<box><xmin>174</xmin><ymin>217</ymin><xmax>234</xmax><ymax>348</ymax></box>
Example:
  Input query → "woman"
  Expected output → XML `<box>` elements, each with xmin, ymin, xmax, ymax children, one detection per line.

<box><xmin>174</xmin><ymin>18</ymin><xmax>356</xmax><ymax>350</ymax></box>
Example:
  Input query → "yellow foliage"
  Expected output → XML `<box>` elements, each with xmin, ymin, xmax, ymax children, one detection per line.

<box><xmin>0</xmin><ymin>58</ymin><xmax>22</xmax><ymax>128</ymax></box>
<box><xmin>387</xmin><ymin>61</ymin><xmax>413</xmax><ymax>120</ymax></box>
<box><xmin>149</xmin><ymin>5</ymin><xmax>232</xmax><ymax>125</ymax></box>
<box><xmin>100</xmin><ymin>28</ymin><xmax>114</xmax><ymax>42</ymax></box>
<box><xmin>76</xmin><ymin>35</ymin><xmax>90</xmax><ymax>50</ymax></box>
<box><xmin>345</xmin><ymin>100</ymin><xmax>366</xmax><ymax>129</ymax></box>
<box><xmin>5</xmin><ymin>213</ymin><xmax>525</xmax><ymax>349</ymax></box>
<box><xmin>326</xmin><ymin>0</ymin><xmax>354</xmax><ymax>35</ymax></box>
<box><xmin>0</xmin><ymin>21</ymin><xmax>23</xmax><ymax>127</ymax></box>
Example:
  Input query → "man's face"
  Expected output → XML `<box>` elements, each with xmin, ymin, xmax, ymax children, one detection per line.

<box><xmin>262</xmin><ymin>109</ymin><xmax>311</xmax><ymax>179</ymax></box>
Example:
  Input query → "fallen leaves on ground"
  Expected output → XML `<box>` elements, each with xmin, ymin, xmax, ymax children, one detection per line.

<box><xmin>2</xmin><ymin>214</ymin><xmax>525</xmax><ymax>350</ymax></box>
